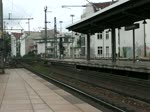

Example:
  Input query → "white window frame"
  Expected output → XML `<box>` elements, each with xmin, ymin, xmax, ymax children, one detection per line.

<box><xmin>106</xmin><ymin>33</ymin><xmax>109</xmax><ymax>40</ymax></box>
<box><xmin>97</xmin><ymin>33</ymin><xmax>103</xmax><ymax>39</ymax></box>
<box><xmin>106</xmin><ymin>46</ymin><xmax>109</xmax><ymax>57</ymax></box>
<box><xmin>98</xmin><ymin>46</ymin><xmax>103</xmax><ymax>56</ymax></box>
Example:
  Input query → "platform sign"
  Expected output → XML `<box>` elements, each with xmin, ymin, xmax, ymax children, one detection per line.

<box><xmin>125</xmin><ymin>23</ymin><xmax>140</xmax><ymax>31</ymax></box>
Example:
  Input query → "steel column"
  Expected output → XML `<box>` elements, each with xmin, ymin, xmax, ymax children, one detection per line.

<box><xmin>111</xmin><ymin>28</ymin><xmax>116</xmax><ymax>62</ymax></box>
<box><xmin>87</xmin><ymin>33</ymin><xmax>90</xmax><ymax>61</ymax></box>
<box><xmin>143</xmin><ymin>22</ymin><xmax>147</xmax><ymax>57</ymax></box>
<box><xmin>54</xmin><ymin>17</ymin><xmax>57</xmax><ymax>58</ymax></box>
<box><xmin>133</xmin><ymin>29</ymin><xmax>136</xmax><ymax>63</ymax></box>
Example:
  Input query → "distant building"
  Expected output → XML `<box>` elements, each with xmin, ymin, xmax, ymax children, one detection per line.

<box><xmin>80</xmin><ymin>1</ymin><xmax>114</xmax><ymax>59</ymax></box>
<box><xmin>11</xmin><ymin>32</ymin><xmax>24</xmax><ymax>56</ymax></box>
<box><xmin>23</xmin><ymin>31</ymin><xmax>41</xmax><ymax>55</ymax></box>
<box><xmin>28</xmin><ymin>30</ymin><xmax>72</xmax><ymax>58</ymax></box>
<box><xmin>11</xmin><ymin>35</ymin><xmax>16</xmax><ymax>56</ymax></box>
<box><xmin>119</xmin><ymin>20</ymin><xmax>150</xmax><ymax>58</ymax></box>
<box><xmin>31</xmin><ymin>30</ymin><xmax>56</xmax><ymax>57</ymax></box>
<box><xmin>76</xmin><ymin>0</ymin><xmax>150</xmax><ymax>59</ymax></box>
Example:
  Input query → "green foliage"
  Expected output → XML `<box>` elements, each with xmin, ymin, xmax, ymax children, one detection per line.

<box><xmin>22</xmin><ymin>59</ymin><xmax>50</xmax><ymax>75</ymax></box>
<box><xmin>23</xmin><ymin>51</ymin><xmax>38</xmax><ymax>58</ymax></box>
<box><xmin>3</xmin><ymin>32</ymin><xmax>11</xmax><ymax>59</ymax></box>
<box><xmin>27</xmin><ymin>51</ymin><xmax>35</xmax><ymax>57</ymax></box>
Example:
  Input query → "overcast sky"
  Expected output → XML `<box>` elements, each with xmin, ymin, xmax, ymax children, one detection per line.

<box><xmin>3</xmin><ymin>0</ymin><xmax>111</xmax><ymax>32</ymax></box>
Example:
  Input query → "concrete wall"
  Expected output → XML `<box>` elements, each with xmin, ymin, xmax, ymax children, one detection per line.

<box><xmin>119</xmin><ymin>20</ymin><xmax>150</xmax><ymax>58</ymax></box>
<box><xmin>37</xmin><ymin>43</ymin><xmax>45</xmax><ymax>54</ymax></box>
<box><xmin>11</xmin><ymin>36</ymin><xmax>16</xmax><ymax>56</ymax></box>
<box><xmin>81</xmin><ymin>5</ymin><xmax>112</xmax><ymax>58</ymax></box>
<box><xmin>20</xmin><ymin>36</ymin><xmax>26</xmax><ymax>56</ymax></box>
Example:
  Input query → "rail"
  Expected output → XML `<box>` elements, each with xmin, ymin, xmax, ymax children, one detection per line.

<box><xmin>22</xmin><ymin>63</ymin><xmax>126</xmax><ymax>112</ymax></box>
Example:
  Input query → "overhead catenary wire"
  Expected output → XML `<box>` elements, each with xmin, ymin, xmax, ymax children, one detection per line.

<box><xmin>4</xmin><ymin>0</ymin><xmax>34</xmax><ymax>31</ymax></box>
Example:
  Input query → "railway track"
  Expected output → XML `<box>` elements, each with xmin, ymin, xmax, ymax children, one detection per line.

<box><xmin>20</xmin><ymin>61</ymin><xmax>150</xmax><ymax>112</ymax></box>
<box><xmin>22</xmin><ymin>62</ymin><xmax>127</xmax><ymax>112</ymax></box>
<box><xmin>51</xmin><ymin>65</ymin><xmax>150</xmax><ymax>103</ymax></box>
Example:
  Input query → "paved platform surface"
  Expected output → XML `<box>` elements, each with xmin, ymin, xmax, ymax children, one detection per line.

<box><xmin>48</xmin><ymin>58</ymin><xmax>150</xmax><ymax>73</ymax></box>
<box><xmin>0</xmin><ymin>69</ymin><xmax>102</xmax><ymax>112</ymax></box>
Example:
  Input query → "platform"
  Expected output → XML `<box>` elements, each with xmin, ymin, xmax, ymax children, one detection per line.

<box><xmin>48</xmin><ymin>58</ymin><xmax>150</xmax><ymax>74</ymax></box>
<box><xmin>0</xmin><ymin>69</ymin><xmax>102</xmax><ymax>112</ymax></box>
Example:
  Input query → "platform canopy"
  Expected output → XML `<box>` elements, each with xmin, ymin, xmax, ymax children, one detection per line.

<box><xmin>66</xmin><ymin>0</ymin><xmax>150</xmax><ymax>34</ymax></box>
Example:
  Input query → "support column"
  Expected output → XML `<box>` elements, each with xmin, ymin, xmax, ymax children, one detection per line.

<box><xmin>143</xmin><ymin>21</ymin><xmax>147</xmax><ymax>57</ymax></box>
<box><xmin>54</xmin><ymin>17</ymin><xmax>57</xmax><ymax>58</ymax></box>
<box><xmin>87</xmin><ymin>33</ymin><xmax>90</xmax><ymax>61</ymax></box>
<box><xmin>133</xmin><ymin>29</ymin><xmax>135</xmax><ymax>63</ymax></box>
<box><xmin>118</xmin><ymin>28</ymin><xmax>121</xmax><ymax>58</ymax></box>
<box><xmin>111</xmin><ymin>28</ymin><xmax>116</xmax><ymax>62</ymax></box>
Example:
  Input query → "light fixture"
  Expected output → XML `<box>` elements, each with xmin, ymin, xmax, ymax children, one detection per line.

<box><xmin>143</xmin><ymin>20</ymin><xmax>147</xmax><ymax>24</ymax></box>
<box><xmin>75</xmin><ymin>32</ymin><xmax>78</xmax><ymax>35</ymax></box>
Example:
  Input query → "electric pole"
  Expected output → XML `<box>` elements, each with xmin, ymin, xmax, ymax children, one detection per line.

<box><xmin>4</xmin><ymin>16</ymin><xmax>33</xmax><ymax>35</ymax></box>
<box><xmin>54</xmin><ymin>17</ymin><xmax>57</xmax><ymax>58</ymax></box>
<box><xmin>44</xmin><ymin>6</ymin><xmax>48</xmax><ymax>58</ymax></box>
<box><xmin>70</xmin><ymin>14</ymin><xmax>74</xmax><ymax>59</ymax></box>
<box><xmin>0</xmin><ymin>0</ymin><xmax>4</xmax><ymax>73</ymax></box>
<box><xmin>28</xmin><ymin>18</ymin><xmax>31</xmax><ymax>35</ymax></box>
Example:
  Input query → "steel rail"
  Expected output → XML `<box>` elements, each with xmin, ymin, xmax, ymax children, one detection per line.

<box><xmin>22</xmin><ymin>63</ymin><xmax>126</xmax><ymax>112</ymax></box>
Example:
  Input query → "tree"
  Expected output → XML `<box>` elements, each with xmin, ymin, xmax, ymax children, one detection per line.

<box><xmin>3</xmin><ymin>32</ymin><xmax>11</xmax><ymax>59</ymax></box>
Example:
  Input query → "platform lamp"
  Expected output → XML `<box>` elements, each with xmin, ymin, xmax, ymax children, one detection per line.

<box><xmin>143</xmin><ymin>20</ymin><xmax>147</xmax><ymax>57</ymax></box>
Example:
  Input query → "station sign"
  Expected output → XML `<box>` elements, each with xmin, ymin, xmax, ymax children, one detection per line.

<box><xmin>125</xmin><ymin>23</ymin><xmax>140</xmax><ymax>31</ymax></box>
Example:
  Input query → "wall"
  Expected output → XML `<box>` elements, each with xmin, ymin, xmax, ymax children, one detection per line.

<box><xmin>37</xmin><ymin>43</ymin><xmax>45</xmax><ymax>54</ymax></box>
<box><xmin>11</xmin><ymin>36</ymin><xmax>16</xmax><ymax>56</ymax></box>
<box><xmin>20</xmin><ymin>35</ymin><xmax>26</xmax><ymax>56</ymax></box>
<box><xmin>119</xmin><ymin>20</ymin><xmax>150</xmax><ymax>58</ymax></box>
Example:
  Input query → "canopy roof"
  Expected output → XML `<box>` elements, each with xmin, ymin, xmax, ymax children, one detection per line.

<box><xmin>67</xmin><ymin>0</ymin><xmax>150</xmax><ymax>34</ymax></box>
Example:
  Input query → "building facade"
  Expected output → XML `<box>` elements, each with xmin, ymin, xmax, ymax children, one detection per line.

<box><xmin>80</xmin><ymin>2</ymin><xmax>113</xmax><ymax>59</ymax></box>
<box><xmin>78</xmin><ymin>0</ymin><xmax>150</xmax><ymax>59</ymax></box>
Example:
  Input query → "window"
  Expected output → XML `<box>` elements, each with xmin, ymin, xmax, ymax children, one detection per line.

<box><xmin>64</xmin><ymin>37</ymin><xmax>68</xmax><ymax>42</ymax></box>
<box><xmin>106</xmin><ymin>33</ymin><xmax>109</xmax><ymax>40</ymax></box>
<box><xmin>106</xmin><ymin>46</ymin><xmax>109</xmax><ymax>57</ymax></box>
<box><xmin>81</xmin><ymin>36</ymin><xmax>85</xmax><ymax>46</ymax></box>
<box><xmin>97</xmin><ymin>33</ymin><xmax>102</xmax><ymax>39</ymax></box>
<box><xmin>98</xmin><ymin>46</ymin><xmax>103</xmax><ymax>55</ymax></box>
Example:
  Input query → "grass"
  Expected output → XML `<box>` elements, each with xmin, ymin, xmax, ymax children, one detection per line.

<box><xmin>23</xmin><ymin>59</ymin><xmax>50</xmax><ymax>76</ymax></box>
